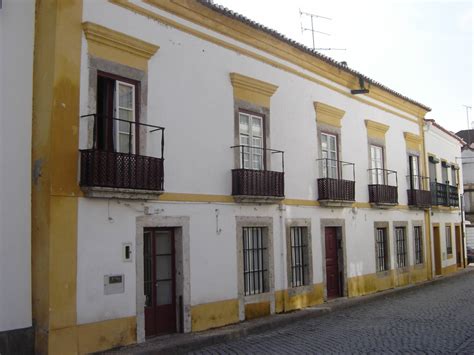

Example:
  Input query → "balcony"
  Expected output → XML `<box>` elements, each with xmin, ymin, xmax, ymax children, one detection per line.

<box><xmin>316</xmin><ymin>158</ymin><xmax>355</xmax><ymax>207</ymax></box>
<box><xmin>368</xmin><ymin>168</ymin><xmax>398</xmax><ymax>206</ymax></box>
<box><xmin>79</xmin><ymin>114</ymin><xmax>164</xmax><ymax>199</ymax></box>
<box><xmin>231</xmin><ymin>145</ymin><xmax>284</xmax><ymax>203</ymax></box>
<box><xmin>406</xmin><ymin>175</ymin><xmax>431</xmax><ymax>209</ymax></box>
<box><xmin>430</xmin><ymin>181</ymin><xmax>459</xmax><ymax>207</ymax></box>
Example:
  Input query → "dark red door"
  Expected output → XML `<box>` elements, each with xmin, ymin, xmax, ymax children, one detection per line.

<box><xmin>144</xmin><ymin>228</ymin><xmax>176</xmax><ymax>337</ymax></box>
<box><xmin>325</xmin><ymin>227</ymin><xmax>341</xmax><ymax>299</ymax></box>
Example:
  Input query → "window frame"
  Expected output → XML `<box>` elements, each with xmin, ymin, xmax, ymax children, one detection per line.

<box><xmin>370</xmin><ymin>144</ymin><xmax>385</xmax><ymax>185</ymax></box>
<box><xmin>238</xmin><ymin>109</ymin><xmax>266</xmax><ymax>171</ymax></box>
<box><xmin>414</xmin><ymin>225</ymin><xmax>424</xmax><ymax>265</ymax></box>
<box><xmin>445</xmin><ymin>224</ymin><xmax>453</xmax><ymax>255</ymax></box>
<box><xmin>375</xmin><ymin>227</ymin><xmax>389</xmax><ymax>272</ymax></box>
<box><xmin>289</xmin><ymin>226</ymin><xmax>310</xmax><ymax>288</ymax></box>
<box><xmin>395</xmin><ymin>227</ymin><xmax>408</xmax><ymax>268</ymax></box>
<box><xmin>96</xmin><ymin>70</ymin><xmax>141</xmax><ymax>154</ymax></box>
<box><xmin>320</xmin><ymin>131</ymin><xmax>339</xmax><ymax>179</ymax></box>
<box><xmin>242</xmin><ymin>226</ymin><xmax>268</xmax><ymax>296</ymax></box>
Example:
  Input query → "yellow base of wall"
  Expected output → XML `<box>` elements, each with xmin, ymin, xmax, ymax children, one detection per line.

<box><xmin>348</xmin><ymin>266</ymin><xmax>429</xmax><ymax>297</ymax></box>
<box><xmin>245</xmin><ymin>301</ymin><xmax>271</xmax><ymax>320</ymax></box>
<box><xmin>442</xmin><ymin>264</ymin><xmax>457</xmax><ymax>275</ymax></box>
<box><xmin>275</xmin><ymin>283</ymin><xmax>324</xmax><ymax>313</ymax></box>
<box><xmin>46</xmin><ymin>317</ymin><xmax>136</xmax><ymax>355</ymax></box>
<box><xmin>191</xmin><ymin>299</ymin><xmax>239</xmax><ymax>332</ymax></box>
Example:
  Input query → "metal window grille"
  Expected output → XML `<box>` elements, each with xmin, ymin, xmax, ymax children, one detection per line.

<box><xmin>395</xmin><ymin>227</ymin><xmax>407</xmax><ymax>268</ymax></box>
<box><xmin>290</xmin><ymin>227</ymin><xmax>308</xmax><ymax>287</ymax></box>
<box><xmin>414</xmin><ymin>226</ymin><xmax>423</xmax><ymax>265</ymax></box>
<box><xmin>376</xmin><ymin>228</ymin><xmax>388</xmax><ymax>272</ymax></box>
<box><xmin>243</xmin><ymin>227</ymin><xmax>267</xmax><ymax>296</ymax></box>
<box><xmin>446</xmin><ymin>226</ymin><xmax>453</xmax><ymax>255</ymax></box>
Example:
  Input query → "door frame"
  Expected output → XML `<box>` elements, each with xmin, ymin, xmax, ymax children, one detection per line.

<box><xmin>433</xmin><ymin>225</ymin><xmax>442</xmax><ymax>276</ymax></box>
<box><xmin>320</xmin><ymin>219</ymin><xmax>347</xmax><ymax>300</ymax></box>
<box><xmin>136</xmin><ymin>215</ymin><xmax>191</xmax><ymax>343</ymax></box>
<box><xmin>455</xmin><ymin>224</ymin><xmax>463</xmax><ymax>268</ymax></box>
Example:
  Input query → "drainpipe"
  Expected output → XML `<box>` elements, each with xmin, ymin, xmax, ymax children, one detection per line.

<box><xmin>278</xmin><ymin>203</ymin><xmax>286</xmax><ymax>313</ymax></box>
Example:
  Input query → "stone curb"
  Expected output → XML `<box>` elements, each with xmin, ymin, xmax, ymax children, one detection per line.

<box><xmin>104</xmin><ymin>267</ymin><xmax>474</xmax><ymax>355</ymax></box>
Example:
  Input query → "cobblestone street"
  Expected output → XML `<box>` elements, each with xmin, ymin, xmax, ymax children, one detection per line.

<box><xmin>192</xmin><ymin>272</ymin><xmax>474</xmax><ymax>354</ymax></box>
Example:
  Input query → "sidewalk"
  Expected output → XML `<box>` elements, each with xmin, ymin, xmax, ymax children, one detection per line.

<box><xmin>103</xmin><ymin>267</ymin><xmax>474</xmax><ymax>355</ymax></box>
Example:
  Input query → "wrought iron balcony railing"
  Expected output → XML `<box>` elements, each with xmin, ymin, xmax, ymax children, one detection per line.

<box><xmin>406</xmin><ymin>175</ymin><xmax>431</xmax><ymax>208</ymax></box>
<box><xmin>316</xmin><ymin>158</ymin><xmax>355</xmax><ymax>202</ymax></box>
<box><xmin>367</xmin><ymin>168</ymin><xmax>398</xmax><ymax>205</ymax></box>
<box><xmin>231</xmin><ymin>145</ymin><xmax>284</xmax><ymax>198</ymax></box>
<box><xmin>79</xmin><ymin>114</ymin><xmax>165</xmax><ymax>191</ymax></box>
<box><xmin>430</xmin><ymin>181</ymin><xmax>459</xmax><ymax>207</ymax></box>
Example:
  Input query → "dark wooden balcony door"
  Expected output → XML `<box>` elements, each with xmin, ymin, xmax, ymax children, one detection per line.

<box><xmin>325</xmin><ymin>227</ymin><xmax>342</xmax><ymax>299</ymax></box>
<box><xmin>433</xmin><ymin>226</ymin><xmax>442</xmax><ymax>276</ymax></box>
<box><xmin>144</xmin><ymin>228</ymin><xmax>176</xmax><ymax>337</ymax></box>
<box><xmin>455</xmin><ymin>226</ymin><xmax>462</xmax><ymax>267</ymax></box>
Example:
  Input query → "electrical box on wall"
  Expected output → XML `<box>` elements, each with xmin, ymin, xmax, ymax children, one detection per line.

<box><xmin>104</xmin><ymin>274</ymin><xmax>125</xmax><ymax>295</ymax></box>
<box><xmin>123</xmin><ymin>242</ymin><xmax>133</xmax><ymax>262</ymax></box>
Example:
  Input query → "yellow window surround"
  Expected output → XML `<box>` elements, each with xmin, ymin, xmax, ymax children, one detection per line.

<box><xmin>403</xmin><ymin>132</ymin><xmax>422</xmax><ymax>152</ymax></box>
<box><xmin>365</xmin><ymin>119</ymin><xmax>390</xmax><ymax>140</ymax></box>
<box><xmin>314</xmin><ymin>102</ymin><xmax>345</xmax><ymax>128</ymax></box>
<box><xmin>229</xmin><ymin>73</ymin><xmax>278</xmax><ymax>108</ymax></box>
<box><xmin>82</xmin><ymin>22</ymin><xmax>159</xmax><ymax>71</ymax></box>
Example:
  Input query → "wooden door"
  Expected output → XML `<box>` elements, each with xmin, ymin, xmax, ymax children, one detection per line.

<box><xmin>144</xmin><ymin>228</ymin><xmax>176</xmax><ymax>337</ymax></box>
<box><xmin>455</xmin><ymin>226</ymin><xmax>462</xmax><ymax>267</ymax></box>
<box><xmin>325</xmin><ymin>227</ymin><xmax>341</xmax><ymax>298</ymax></box>
<box><xmin>433</xmin><ymin>226</ymin><xmax>442</xmax><ymax>276</ymax></box>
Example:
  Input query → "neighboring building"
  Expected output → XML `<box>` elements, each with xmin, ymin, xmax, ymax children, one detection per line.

<box><xmin>456</xmin><ymin>128</ymin><xmax>474</xmax><ymax>248</ymax></box>
<box><xmin>424</xmin><ymin>120</ymin><xmax>465</xmax><ymax>274</ymax></box>
<box><xmin>0</xmin><ymin>1</ymin><xmax>35</xmax><ymax>353</ymax></box>
<box><xmin>0</xmin><ymin>1</ymin><xmax>465</xmax><ymax>354</ymax></box>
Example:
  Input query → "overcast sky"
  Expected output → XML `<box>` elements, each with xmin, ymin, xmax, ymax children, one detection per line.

<box><xmin>216</xmin><ymin>0</ymin><xmax>472</xmax><ymax>133</ymax></box>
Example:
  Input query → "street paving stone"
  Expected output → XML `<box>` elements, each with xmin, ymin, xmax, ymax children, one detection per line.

<box><xmin>191</xmin><ymin>272</ymin><xmax>474</xmax><ymax>354</ymax></box>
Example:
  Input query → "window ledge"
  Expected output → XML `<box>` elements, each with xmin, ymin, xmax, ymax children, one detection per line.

<box><xmin>234</xmin><ymin>195</ymin><xmax>284</xmax><ymax>204</ymax></box>
<box><xmin>81</xmin><ymin>186</ymin><xmax>163</xmax><ymax>200</ymax></box>
<box><xmin>287</xmin><ymin>284</ymin><xmax>314</xmax><ymax>297</ymax></box>
<box><xmin>370</xmin><ymin>202</ymin><xmax>398</xmax><ymax>209</ymax></box>
<box><xmin>376</xmin><ymin>270</ymin><xmax>391</xmax><ymax>278</ymax></box>
<box><xmin>319</xmin><ymin>200</ymin><xmax>354</xmax><ymax>208</ymax></box>
<box><xmin>413</xmin><ymin>263</ymin><xmax>425</xmax><ymax>269</ymax></box>
<box><xmin>397</xmin><ymin>266</ymin><xmax>410</xmax><ymax>273</ymax></box>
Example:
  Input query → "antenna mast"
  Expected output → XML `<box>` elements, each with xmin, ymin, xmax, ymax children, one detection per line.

<box><xmin>299</xmin><ymin>9</ymin><xmax>346</xmax><ymax>51</ymax></box>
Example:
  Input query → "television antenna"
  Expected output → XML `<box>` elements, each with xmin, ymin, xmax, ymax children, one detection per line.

<box><xmin>299</xmin><ymin>9</ymin><xmax>346</xmax><ymax>51</ymax></box>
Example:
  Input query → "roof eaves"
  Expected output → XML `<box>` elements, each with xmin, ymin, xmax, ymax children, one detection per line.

<box><xmin>198</xmin><ymin>0</ymin><xmax>431</xmax><ymax>112</ymax></box>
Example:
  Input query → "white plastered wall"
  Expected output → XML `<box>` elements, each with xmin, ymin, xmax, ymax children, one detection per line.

<box><xmin>76</xmin><ymin>0</ymin><xmax>435</xmax><ymax>328</ymax></box>
<box><xmin>425</xmin><ymin>122</ymin><xmax>464</xmax><ymax>271</ymax></box>
<box><xmin>0</xmin><ymin>0</ymin><xmax>34</xmax><ymax>332</ymax></box>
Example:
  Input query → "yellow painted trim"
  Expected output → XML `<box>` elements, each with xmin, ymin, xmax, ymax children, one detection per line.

<box><xmin>109</xmin><ymin>0</ymin><xmax>425</xmax><ymax>123</ymax></box>
<box><xmin>159</xmin><ymin>192</ymin><xmax>235</xmax><ymax>203</ymax></box>
<box><xmin>404</xmin><ymin>132</ymin><xmax>422</xmax><ymax>152</ymax></box>
<box><xmin>158</xmin><ymin>193</ymin><xmax>413</xmax><ymax>209</ymax></box>
<box><xmin>283</xmin><ymin>199</ymin><xmax>320</xmax><ymax>207</ymax></box>
<box><xmin>431</xmin><ymin>206</ymin><xmax>460</xmax><ymax>212</ymax></box>
<box><xmin>32</xmin><ymin>0</ymin><xmax>83</xmax><ymax>353</ymax></box>
<box><xmin>365</xmin><ymin>119</ymin><xmax>390</xmax><ymax>140</ymax></box>
<box><xmin>229</xmin><ymin>72</ymin><xmax>278</xmax><ymax>108</ymax></box>
<box><xmin>191</xmin><ymin>299</ymin><xmax>239</xmax><ymax>332</ymax></box>
<box><xmin>82</xmin><ymin>21</ymin><xmax>159</xmax><ymax>71</ymax></box>
<box><xmin>314</xmin><ymin>102</ymin><xmax>345</xmax><ymax>128</ymax></box>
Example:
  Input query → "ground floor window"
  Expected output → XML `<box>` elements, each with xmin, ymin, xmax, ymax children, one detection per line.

<box><xmin>395</xmin><ymin>227</ymin><xmax>407</xmax><ymax>268</ymax></box>
<box><xmin>243</xmin><ymin>227</ymin><xmax>267</xmax><ymax>295</ymax></box>
<box><xmin>446</xmin><ymin>225</ymin><xmax>453</xmax><ymax>255</ymax></box>
<box><xmin>414</xmin><ymin>226</ymin><xmax>423</xmax><ymax>264</ymax></box>
<box><xmin>376</xmin><ymin>228</ymin><xmax>389</xmax><ymax>272</ymax></box>
<box><xmin>289</xmin><ymin>226</ymin><xmax>309</xmax><ymax>287</ymax></box>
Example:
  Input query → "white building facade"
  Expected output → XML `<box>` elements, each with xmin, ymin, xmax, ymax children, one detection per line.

<box><xmin>1</xmin><ymin>0</ymin><xmax>461</xmax><ymax>354</ymax></box>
